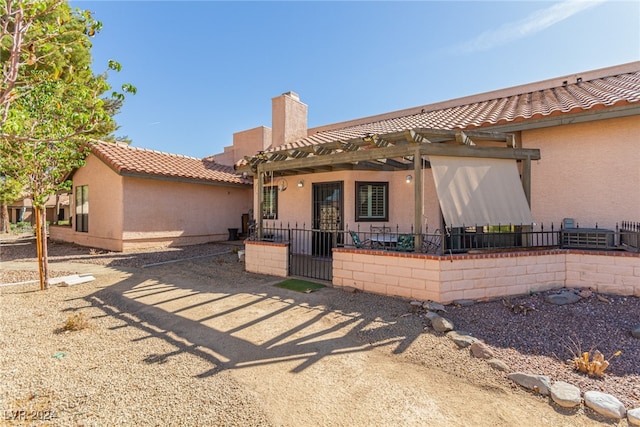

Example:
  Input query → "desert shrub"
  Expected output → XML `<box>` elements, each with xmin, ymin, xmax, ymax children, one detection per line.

<box><xmin>61</xmin><ymin>312</ymin><xmax>90</xmax><ymax>332</ymax></box>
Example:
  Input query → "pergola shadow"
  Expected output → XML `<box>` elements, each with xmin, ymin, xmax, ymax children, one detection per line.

<box><xmin>84</xmin><ymin>262</ymin><xmax>423</xmax><ymax>378</ymax></box>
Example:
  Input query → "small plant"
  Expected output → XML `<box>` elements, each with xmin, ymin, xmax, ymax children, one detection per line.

<box><xmin>502</xmin><ymin>298</ymin><xmax>537</xmax><ymax>315</ymax></box>
<box><xmin>10</xmin><ymin>221</ymin><xmax>33</xmax><ymax>235</ymax></box>
<box><xmin>565</xmin><ymin>336</ymin><xmax>621</xmax><ymax>377</ymax></box>
<box><xmin>62</xmin><ymin>312</ymin><xmax>89</xmax><ymax>332</ymax></box>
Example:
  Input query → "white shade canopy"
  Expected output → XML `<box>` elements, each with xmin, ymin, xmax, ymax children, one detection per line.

<box><xmin>430</xmin><ymin>156</ymin><xmax>534</xmax><ymax>228</ymax></box>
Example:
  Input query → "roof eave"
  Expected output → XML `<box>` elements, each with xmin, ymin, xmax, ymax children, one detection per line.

<box><xmin>119</xmin><ymin>170</ymin><xmax>252</xmax><ymax>188</ymax></box>
<box><xmin>476</xmin><ymin>103</ymin><xmax>640</xmax><ymax>133</ymax></box>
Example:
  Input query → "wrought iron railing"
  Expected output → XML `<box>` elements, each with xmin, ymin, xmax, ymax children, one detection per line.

<box><xmin>247</xmin><ymin>221</ymin><xmax>640</xmax><ymax>254</ymax></box>
<box><xmin>620</xmin><ymin>221</ymin><xmax>640</xmax><ymax>252</ymax></box>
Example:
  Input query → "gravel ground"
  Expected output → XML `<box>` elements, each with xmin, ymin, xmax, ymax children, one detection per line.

<box><xmin>443</xmin><ymin>292</ymin><xmax>640</xmax><ymax>409</ymax></box>
<box><xmin>1</xmin><ymin>239</ymin><xmax>271</xmax><ymax>426</ymax></box>
<box><xmin>1</xmin><ymin>236</ymin><xmax>638</xmax><ymax>425</ymax></box>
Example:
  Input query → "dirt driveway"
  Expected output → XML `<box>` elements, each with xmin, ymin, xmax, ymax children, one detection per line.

<box><xmin>0</xmin><ymin>244</ymin><xmax>617</xmax><ymax>426</ymax></box>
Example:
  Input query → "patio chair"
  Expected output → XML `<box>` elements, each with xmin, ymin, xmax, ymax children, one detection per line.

<box><xmin>396</xmin><ymin>234</ymin><xmax>415</xmax><ymax>252</ymax></box>
<box><xmin>422</xmin><ymin>229</ymin><xmax>442</xmax><ymax>254</ymax></box>
<box><xmin>349</xmin><ymin>231</ymin><xmax>371</xmax><ymax>249</ymax></box>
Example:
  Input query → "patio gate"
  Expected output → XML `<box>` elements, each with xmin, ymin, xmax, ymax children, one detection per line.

<box><xmin>288</xmin><ymin>227</ymin><xmax>334</xmax><ymax>282</ymax></box>
<box><xmin>288</xmin><ymin>181</ymin><xmax>343</xmax><ymax>282</ymax></box>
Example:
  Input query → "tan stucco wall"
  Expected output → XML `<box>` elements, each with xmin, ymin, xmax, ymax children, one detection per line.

<box><xmin>255</xmin><ymin>115</ymin><xmax>639</xmax><ymax>235</ymax></box>
<box><xmin>333</xmin><ymin>249</ymin><xmax>640</xmax><ymax>303</ymax></box>
<box><xmin>121</xmin><ymin>176</ymin><xmax>252</xmax><ymax>249</ymax></box>
<box><xmin>272</xmin><ymin>92</ymin><xmax>307</xmax><ymax>146</ymax></box>
<box><xmin>50</xmin><ymin>153</ymin><xmax>253</xmax><ymax>251</ymax></box>
<box><xmin>215</xmin><ymin>126</ymin><xmax>272</xmax><ymax>166</ymax></box>
<box><xmin>259</xmin><ymin>168</ymin><xmax>441</xmax><ymax>233</ymax></box>
<box><xmin>68</xmin><ymin>154</ymin><xmax>125</xmax><ymax>251</ymax></box>
<box><xmin>525</xmin><ymin>115</ymin><xmax>640</xmax><ymax>230</ymax></box>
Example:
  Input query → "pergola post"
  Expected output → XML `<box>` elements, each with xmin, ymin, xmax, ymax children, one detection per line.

<box><xmin>414</xmin><ymin>145</ymin><xmax>423</xmax><ymax>248</ymax></box>
<box><xmin>257</xmin><ymin>164</ymin><xmax>265</xmax><ymax>239</ymax></box>
<box><xmin>522</xmin><ymin>155</ymin><xmax>532</xmax><ymax>207</ymax></box>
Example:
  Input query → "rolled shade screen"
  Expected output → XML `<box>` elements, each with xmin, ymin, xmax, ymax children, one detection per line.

<box><xmin>429</xmin><ymin>156</ymin><xmax>533</xmax><ymax>228</ymax></box>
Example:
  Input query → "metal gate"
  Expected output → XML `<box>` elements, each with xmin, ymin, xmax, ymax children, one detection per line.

<box><xmin>288</xmin><ymin>228</ymin><xmax>334</xmax><ymax>281</ymax></box>
<box><xmin>288</xmin><ymin>181</ymin><xmax>343</xmax><ymax>282</ymax></box>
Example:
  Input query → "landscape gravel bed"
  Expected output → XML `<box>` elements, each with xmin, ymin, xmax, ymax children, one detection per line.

<box><xmin>443</xmin><ymin>292</ymin><xmax>640</xmax><ymax>408</ymax></box>
<box><xmin>1</xmin><ymin>237</ymin><xmax>638</xmax><ymax>424</ymax></box>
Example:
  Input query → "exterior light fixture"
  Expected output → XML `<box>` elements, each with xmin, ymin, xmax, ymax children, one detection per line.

<box><xmin>298</xmin><ymin>179</ymin><xmax>304</xmax><ymax>188</ymax></box>
<box><xmin>406</xmin><ymin>175</ymin><xmax>413</xmax><ymax>183</ymax></box>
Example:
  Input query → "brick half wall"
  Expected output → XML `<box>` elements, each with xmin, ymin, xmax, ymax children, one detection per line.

<box><xmin>333</xmin><ymin>248</ymin><xmax>640</xmax><ymax>303</ymax></box>
<box><xmin>245</xmin><ymin>240</ymin><xmax>288</xmax><ymax>277</ymax></box>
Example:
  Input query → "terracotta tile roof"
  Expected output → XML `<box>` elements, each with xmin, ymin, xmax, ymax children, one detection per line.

<box><xmin>272</xmin><ymin>65</ymin><xmax>640</xmax><ymax>153</ymax></box>
<box><xmin>92</xmin><ymin>141</ymin><xmax>251</xmax><ymax>186</ymax></box>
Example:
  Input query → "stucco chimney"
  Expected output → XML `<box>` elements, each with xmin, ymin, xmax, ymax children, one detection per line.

<box><xmin>272</xmin><ymin>91</ymin><xmax>308</xmax><ymax>147</ymax></box>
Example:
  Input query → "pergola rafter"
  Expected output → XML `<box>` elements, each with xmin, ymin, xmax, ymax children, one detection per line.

<box><xmin>240</xmin><ymin>128</ymin><xmax>538</xmax><ymax>175</ymax></box>
<box><xmin>238</xmin><ymin>127</ymin><xmax>541</xmax><ymax>237</ymax></box>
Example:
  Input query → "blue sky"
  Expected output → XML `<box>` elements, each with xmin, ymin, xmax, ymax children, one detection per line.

<box><xmin>73</xmin><ymin>1</ymin><xmax>640</xmax><ymax>158</ymax></box>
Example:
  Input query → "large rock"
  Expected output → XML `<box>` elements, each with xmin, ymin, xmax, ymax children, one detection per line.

<box><xmin>487</xmin><ymin>358</ymin><xmax>510</xmax><ymax>372</ymax></box>
<box><xmin>584</xmin><ymin>390</ymin><xmax>626</xmax><ymax>419</ymax></box>
<box><xmin>632</xmin><ymin>325</ymin><xmax>640</xmax><ymax>339</ymax></box>
<box><xmin>550</xmin><ymin>381</ymin><xmax>582</xmax><ymax>408</ymax></box>
<box><xmin>507</xmin><ymin>372</ymin><xmax>551</xmax><ymax>396</ymax></box>
<box><xmin>425</xmin><ymin>311</ymin><xmax>440</xmax><ymax>321</ymax></box>
<box><xmin>446</xmin><ymin>331</ymin><xmax>478</xmax><ymax>348</ymax></box>
<box><xmin>423</xmin><ymin>301</ymin><xmax>447</xmax><ymax>312</ymax></box>
<box><xmin>430</xmin><ymin>315</ymin><xmax>455</xmax><ymax>333</ymax></box>
<box><xmin>545</xmin><ymin>290</ymin><xmax>581</xmax><ymax>305</ymax></box>
<box><xmin>628</xmin><ymin>408</ymin><xmax>640</xmax><ymax>426</ymax></box>
<box><xmin>470</xmin><ymin>342</ymin><xmax>494</xmax><ymax>359</ymax></box>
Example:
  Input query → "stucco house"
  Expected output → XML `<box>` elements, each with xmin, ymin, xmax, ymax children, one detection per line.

<box><xmin>238</xmin><ymin>61</ymin><xmax>640</xmax><ymax>303</ymax></box>
<box><xmin>7</xmin><ymin>194</ymin><xmax>70</xmax><ymax>226</ymax></box>
<box><xmin>50</xmin><ymin>141</ymin><xmax>252</xmax><ymax>252</ymax></box>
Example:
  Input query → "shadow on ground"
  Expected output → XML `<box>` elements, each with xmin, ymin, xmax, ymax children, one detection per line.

<box><xmin>82</xmin><ymin>255</ymin><xmax>423</xmax><ymax>377</ymax></box>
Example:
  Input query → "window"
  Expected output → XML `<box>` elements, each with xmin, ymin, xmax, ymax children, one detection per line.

<box><xmin>355</xmin><ymin>182</ymin><xmax>388</xmax><ymax>221</ymax></box>
<box><xmin>262</xmin><ymin>186</ymin><xmax>278</xmax><ymax>219</ymax></box>
<box><xmin>75</xmin><ymin>185</ymin><xmax>89</xmax><ymax>232</ymax></box>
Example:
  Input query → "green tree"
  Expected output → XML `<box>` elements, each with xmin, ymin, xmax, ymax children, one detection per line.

<box><xmin>0</xmin><ymin>0</ymin><xmax>134</xmax><ymax>289</ymax></box>
<box><xmin>0</xmin><ymin>175</ymin><xmax>23</xmax><ymax>233</ymax></box>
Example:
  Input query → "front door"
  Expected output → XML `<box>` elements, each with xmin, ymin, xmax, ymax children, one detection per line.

<box><xmin>312</xmin><ymin>181</ymin><xmax>343</xmax><ymax>257</ymax></box>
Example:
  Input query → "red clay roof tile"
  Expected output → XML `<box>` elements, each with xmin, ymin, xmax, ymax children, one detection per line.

<box><xmin>92</xmin><ymin>141</ymin><xmax>251</xmax><ymax>186</ymax></box>
<box><xmin>261</xmin><ymin>66</ymin><xmax>640</xmax><ymax>156</ymax></box>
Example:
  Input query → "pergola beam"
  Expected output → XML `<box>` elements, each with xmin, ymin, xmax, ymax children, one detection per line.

<box><xmin>256</xmin><ymin>143</ymin><xmax>540</xmax><ymax>173</ymax></box>
<box><xmin>238</xmin><ymin>128</ymin><xmax>528</xmax><ymax>176</ymax></box>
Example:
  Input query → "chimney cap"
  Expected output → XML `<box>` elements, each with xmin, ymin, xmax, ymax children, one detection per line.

<box><xmin>282</xmin><ymin>91</ymin><xmax>299</xmax><ymax>100</ymax></box>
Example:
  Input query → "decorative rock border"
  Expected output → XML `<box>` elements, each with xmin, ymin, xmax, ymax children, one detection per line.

<box><xmin>413</xmin><ymin>297</ymin><xmax>640</xmax><ymax>424</ymax></box>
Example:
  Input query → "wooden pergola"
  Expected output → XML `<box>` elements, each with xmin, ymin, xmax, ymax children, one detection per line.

<box><xmin>237</xmin><ymin>128</ymin><xmax>541</xmax><ymax>238</ymax></box>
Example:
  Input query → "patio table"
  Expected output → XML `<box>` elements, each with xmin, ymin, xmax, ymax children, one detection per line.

<box><xmin>371</xmin><ymin>234</ymin><xmax>398</xmax><ymax>247</ymax></box>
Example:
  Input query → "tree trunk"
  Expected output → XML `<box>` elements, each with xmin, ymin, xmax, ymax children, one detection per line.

<box><xmin>0</xmin><ymin>203</ymin><xmax>9</xmax><ymax>233</ymax></box>
<box><xmin>34</xmin><ymin>207</ymin><xmax>45</xmax><ymax>290</ymax></box>
<box><xmin>55</xmin><ymin>194</ymin><xmax>60</xmax><ymax>223</ymax></box>
<box><xmin>34</xmin><ymin>207</ymin><xmax>50</xmax><ymax>290</ymax></box>
<box><xmin>41</xmin><ymin>206</ymin><xmax>49</xmax><ymax>289</ymax></box>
